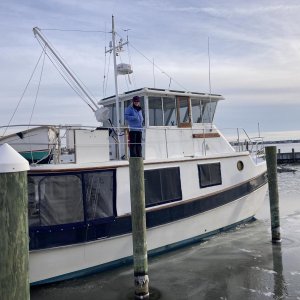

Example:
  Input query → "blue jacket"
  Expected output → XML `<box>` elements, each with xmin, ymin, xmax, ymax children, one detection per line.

<box><xmin>125</xmin><ymin>105</ymin><xmax>144</xmax><ymax>131</ymax></box>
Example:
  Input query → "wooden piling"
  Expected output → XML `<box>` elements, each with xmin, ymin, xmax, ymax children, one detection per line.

<box><xmin>292</xmin><ymin>148</ymin><xmax>295</xmax><ymax>163</ymax></box>
<box><xmin>265</xmin><ymin>146</ymin><xmax>281</xmax><ymax>243</ymax></box>
<box><xmin>272</xmin><ymin>243</ymin><xmax>285</xmax><ymax>297</ymax></box>
<box><xmin>0</xmin><ymin>144</ymin><xmax>30</xmax><ymax>300</ymax></box>
<box><xmin>129</xmin><ymin>157</ymin><xmax>149</xmax><ymax>299</ymax></box>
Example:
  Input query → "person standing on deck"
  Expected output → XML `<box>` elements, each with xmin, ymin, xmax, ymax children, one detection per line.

<box><xmin>125</xmin><ymin>96</ymin><xmax>144</xmax><ymax>157</ymax></box>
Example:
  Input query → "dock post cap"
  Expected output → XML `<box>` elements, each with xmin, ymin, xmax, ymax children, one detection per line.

<box><xmin>0</xmin><ymin>143</ymin><xmax>30</xmax><ymax>173</ymax></box>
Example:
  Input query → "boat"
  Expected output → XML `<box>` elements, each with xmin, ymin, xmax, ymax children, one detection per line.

<box><xmin>0</xmin><ymin>126</ymin><xmax>58</xmax><ymax>163</ymax></box>
<box><xmin>1</xmin><ymin>18</ymin><xmax>267</xmax><ymax>285</ymax></box>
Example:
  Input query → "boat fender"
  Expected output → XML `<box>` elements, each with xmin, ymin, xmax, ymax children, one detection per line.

<box><xmin>95</xmin><ymin>107</ymin><xmax>110</xmax><ymax>122</ymax></box>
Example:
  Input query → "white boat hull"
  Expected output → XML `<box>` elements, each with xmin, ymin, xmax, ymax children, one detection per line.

<box><xmin>29</xmin><ymin>183</ymin><xmax>267</xmax><ymax>284</ymax></box>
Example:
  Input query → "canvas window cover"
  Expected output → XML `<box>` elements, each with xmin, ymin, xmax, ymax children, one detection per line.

<box><xmin>144</xmin><ymin>167</ymin><xmax>182</xmax><ymax>207</ymax></box>
<box><xmin>28</xmin><ymin>176</ymin><xmax>43</xmax><ymax>226</ymax></box>
<box><xmin>38</xmin><ymin>175</ymin><xmax>84</xmax><ymax>226</ymax></box>
<box><xmin>84</xmin><ymin>171</ymin><xmax>114</xmax><ymax>220</ymax></box>
<box><xmin>198</xmin><ymin>163</ymin><xmax>222</xmax><ymax>188</ymax></box>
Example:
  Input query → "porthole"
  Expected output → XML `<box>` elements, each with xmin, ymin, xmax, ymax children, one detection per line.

<box><xmin>237</xmin><ymin>161</ymin><xmax>244</xmax><ymax>171</ymax></box>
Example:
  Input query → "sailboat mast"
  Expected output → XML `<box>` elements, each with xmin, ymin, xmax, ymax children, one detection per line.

<box><xmin>111</xmin><ymin>15</ymin><xmax>121</xmax><ymax>158</ymax></box>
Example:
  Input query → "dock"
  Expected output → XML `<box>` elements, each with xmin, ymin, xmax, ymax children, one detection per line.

<box><xmin>277</xmin><ymin>149</ymin><xmax>300</xmax><ymax>164</ymax></box>
<box><xmin>264</xmin><ymin>140</ymin><xmax>300</xmax><ymax>164</ymax></box>
<box><xmin>231</xmin><ymin>139</ymin><xmax>300</xmax><ymax>164</ymax></box>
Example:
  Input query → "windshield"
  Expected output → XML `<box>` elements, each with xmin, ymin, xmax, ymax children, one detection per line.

<box><xmin>191</xmin><ymin>99</ymin><xmax>217</xmax><ymax>123</ymax></box>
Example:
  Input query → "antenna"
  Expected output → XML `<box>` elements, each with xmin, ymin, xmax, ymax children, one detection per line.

<box><xmin>207</xmin><ymin>37</ymin><xmax>213</xmax><ymax>126</ymax></box>
<box><xmin>123</xmin><ymin>28</ymin><xmax>131</xmax><ymax>43</ymax></box>
<box><xmin>208</xmin><ymin>37</ymin><xmax>212</xmax><ymax>96</ymax></box>
<box><xmin>153</xmin><ymin>58</ymin><xmax>156</xmax><ymax>88</ymax></box>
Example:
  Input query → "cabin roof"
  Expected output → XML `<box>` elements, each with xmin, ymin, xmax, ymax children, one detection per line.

<box><xmin>98</xmin><ymin>87</ymin><xmax>225</xmax><ymax>105</ymax></box>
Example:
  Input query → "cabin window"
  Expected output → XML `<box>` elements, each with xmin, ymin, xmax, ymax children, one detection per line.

<box><xmin>149</xmin><ymin>96</ymin><xmax>163</xmax><ymax>126</ymax></box>
<box><xmin>163</xmin><ymin>97</ymin><xmax>177</xmax><ymax>126</ymax></box>
<box><xmin>176</xmin><ymin>96</ymin><xmax>191</xmax><ymax>127</ymax></box>
<box><xmin>84</xmin><ymin>171</ymin><xmax>115</xmax><ymax>220</ymax></box>
<box><xmin>109</xmin><ymin>102</ymin><xmax>122</xmax><ymax>126</ymax></box>
<box><xmin>178</xmin><ymin>98</ymin><xmax>189</xmax><ymax>123</ymax></box>
<box><xmin>198</xmin><ymin>163</ymin><xmax>222</xmax><ymax>188</ymax></box>
<box><xmin>191</xmin><ymin>99</ymin><xmax>217</xmax><ymax>123</ymax></box>
<box><xmin>144</xmin><ymin>167</ymin><xmax>182</xmax><ymax>207</ymax></box>
<box><xmin>39</xmin><ymin>175</ymin><xmax>84</xmax><ymax>226</ymax></box>
<box><xmin>149</xmin><ymin>96</ymin><xmax>177</xmax><ymax>126</ymax></box>
<box><xmin>202</xmin><ymin>101</ymin><xmax>217</xmax><ymax>123</ymax></box>
<box><xmin>191</xmin><ymin>99</ymin><xmax>202</xmax><ymax>123</ymax></box>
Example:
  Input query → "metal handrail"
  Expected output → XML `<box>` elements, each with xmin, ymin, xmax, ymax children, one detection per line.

<box><xmin>231</xmin><ymin>128</ymin><xmax>265</xmax><ymax>162</ymax></box>
<box><xmin>2</xmin><ymin>124</ymin><xmax>263</xmax><ymax>164</ymax></box>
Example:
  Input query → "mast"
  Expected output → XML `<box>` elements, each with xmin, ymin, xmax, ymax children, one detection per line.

<box><xmin>111</xmin><ymin>15</ymin><xmax>121</xmax><ymax>158</ymax></box>
<box><xmin>107</xmin><ymin>15</ymin><xmax>130</xmax><ymax>159</ymax></box>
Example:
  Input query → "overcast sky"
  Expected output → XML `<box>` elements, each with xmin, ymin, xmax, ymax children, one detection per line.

<box><xmin>1</xmin><ymin>0</ymin><xmax>300</xmax><ymax>136</ymax></box>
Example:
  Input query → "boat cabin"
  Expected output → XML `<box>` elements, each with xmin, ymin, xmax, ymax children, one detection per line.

<box><xmin>99</xmin><ymin>87</ymin><xmax>233</xmax><ymax>160</ymax></box>
<box><xmin>100</xmin><ymin>87</ymin><xmax>223</xmax><ymax>128</ymax></box>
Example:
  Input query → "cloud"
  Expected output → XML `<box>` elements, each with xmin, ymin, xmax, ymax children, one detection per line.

<box><xmin>1</xmin><ymin>0</ymin><xmax>300</xmax><ymax>133</ymax></box>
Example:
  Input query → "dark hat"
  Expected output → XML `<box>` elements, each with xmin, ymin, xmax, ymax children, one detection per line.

<box><xmin>132</xmin><ymin>95</ymin><xmax>140</xmax><ymax>102</ymax></box>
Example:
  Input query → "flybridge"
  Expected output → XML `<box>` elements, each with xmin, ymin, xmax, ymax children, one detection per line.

<box><xmin>94</xmin><ymin>86</ymin><xmax>230</xmax><ymax>161</ymax></box>
<box><xmin>99</xmin><ymin>87</ymin><xmax>225</xmax><ymax>129</ymax></box>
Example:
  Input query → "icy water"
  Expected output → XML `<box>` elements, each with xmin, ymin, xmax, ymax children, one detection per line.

<box><xmin>31</xmin><ymin>165</ymin><xmax>300</xmax><ymax>300</ymax></box>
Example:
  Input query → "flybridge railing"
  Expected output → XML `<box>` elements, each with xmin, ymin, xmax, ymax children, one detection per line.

<box><xmin>0</xmin><ymin>124</ymin><xmax>226</xmax><ymax>163</ymax></box>
<box><xmin>222</xmin><ymin>127</ymin><xmax>265</xmax><ymax>162</ymax></box>
<box><xmin>0</xmin><ymin>124</ymin><xmax>265</xmax><ymax>164</ymax></box>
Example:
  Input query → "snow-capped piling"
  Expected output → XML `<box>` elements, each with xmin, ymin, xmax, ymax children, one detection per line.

<box><xmin>129</xmin><ymin>157</ymin><xmax>149</xmax><ymax>299</ymax></box>
<box><xmin>0</xmin><ymin>143</ymin><xmax>30</xmax><ymax>299</ymax></box>
<box><xmin>265</xmin><ymin>146</ymin><xmax>281</xmax><ymax>243</ymax></box>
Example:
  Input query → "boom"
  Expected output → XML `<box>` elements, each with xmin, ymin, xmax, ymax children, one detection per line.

<box><xmin>33</xmin><ymin>27</ymin><xmax>99</xmax><ymax>111</ymax></box>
